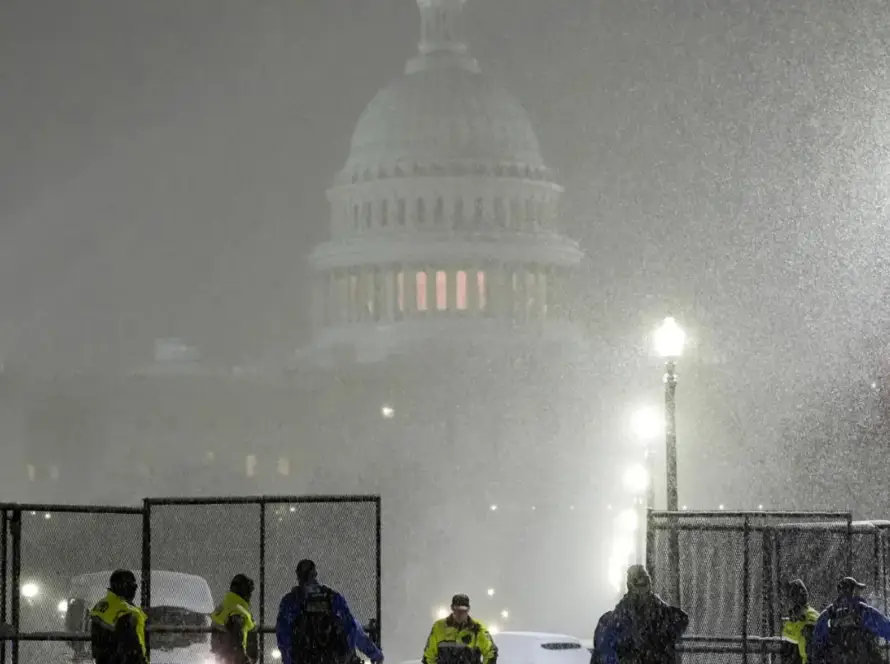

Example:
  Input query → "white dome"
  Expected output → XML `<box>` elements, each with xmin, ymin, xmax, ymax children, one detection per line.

<box><xmin>341</xmin><ymin>65</ymin><xmax>546</xmax><ymax>181</ymax></box>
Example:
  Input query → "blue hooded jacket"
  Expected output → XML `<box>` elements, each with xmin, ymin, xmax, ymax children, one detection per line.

<box><xmin>812</xmin><ymin>596</ymin><xmax>890</xmax><ymax>653</ymax></box>
<box><xmin>275</xmin><ymin>584</ymin><xmax>382</xmax><ymax>664</ymax></box>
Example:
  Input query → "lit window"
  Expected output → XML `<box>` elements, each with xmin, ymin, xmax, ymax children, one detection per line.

<box><xmin>417</xmin><ymin>272</ymin><xmax>428</xmax><ymax>311</ymax></box>
<box><xmin>246</xmin><ymin>455</ymin><xmax>257</xmax><ymax>478</ymax></box>
<box><xmin>397</xmin><ymin>272</ymin><xmax>405</xmax><ymax>312</ymax></box>
<box><xmin>436</xmin><ymin>271</ymin><xmax>447</xmax><ymax>310</ymax></box>
<box><xmin>456</xmin><ymin>271</ymin><xmax>468</xmax><ymax>310</ymax></box>
<box><xmin>277</xmin><ymin>458</ymin><xmax>290</xmax><ymax>476</ymax></box>
<box><xmin>477</xmin><ymin>271</ymin><xmax>487</xmax><ymax>310</ymax></box>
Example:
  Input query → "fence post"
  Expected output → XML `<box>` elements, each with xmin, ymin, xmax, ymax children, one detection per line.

<box><xmin>375</xmin><ymin>496</ymin><xmax>382</xmax><ymax>649</ymax></box>
<box><xmin>645</xmin><ymin>510</ymin><xmax>655</xmax><ymax>585</ymax></box>
<box><xmin>141</xmin><ymin>499</ymin><xmax>152</xmax><ymax>662</ymax></box>
<box><xmin>762</xmin><ymin>526</ymin><xmax>774</xmax><ymax>639</ymax></box>
<box><xmin>846</xmin><ymin>514</ymin><xmax>854</xmax><ymax>576</ymax></box>
<box><xmin>259</xmin><ymin>499</ymin><xmax>267</xmax><ymax>664</ymax></box>
<box><xmin>742</xmin><ymin>515</ymin><xmax>750</xmax><ymax>664</ymax></box>
<box><xmin>1</xmin><ymin>509</ymin><xmax>6</xmax><ymax>664</ymax></box>
<box><xmin>9</xmin><ymin>510</ymin><xmax>20</xmax><ymax>664</ymax></box>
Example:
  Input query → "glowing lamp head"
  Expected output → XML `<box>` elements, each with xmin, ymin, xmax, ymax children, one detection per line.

<box><xmin>500</xmin><ymin>610</ymin><xmax>509</xmax><ymax>619</ymax></box>
<box><xmin>654</xmin><ymin>317</ymin><xmax>685</xmax><ymax>359</ymax></box>
<box><xmin>487</xmin><ymin>588</ymin><xmax>495</xmax><ymax>597</ymax></box>
<box><xmin>58</xmin><ymin>599</ymin><xmax>69</xmax><ymax>614</ymax></box>
<box><xmin>21</xmin><ymin>582</ymin><xmax>40</xmax><ymax>599</ymax></box>
<box><xmin>488</xmin><ymin>624</ymin><xmax>500</xmax><ymax>636</ymax></box>
<box><xmin>381</xmin><ymin>405</ymin><xmax>395</xmax><ymax>419</ymax></box>
<box><xmin>435</xmin><ymin>607</ymin><xmax>449</xmax><ymax>620</ymax></box>
<box><xmin>622</xmin><ymin>464</ymin><xmax>650</xmax><ymax>494</ymax></box>
<box><xmin>271</xmin><ymin>650</ymin><xmax>282</xmax><ymax>661</ymax></box>
<box><xmin>630</xmin><ymin>406</ymin><xmax>664</xmax><ymax>442</ymax></box>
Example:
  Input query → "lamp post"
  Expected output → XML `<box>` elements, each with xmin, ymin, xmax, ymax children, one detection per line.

<box><xmin>653</xmin><ymin>316</ymin><xmax>685</xmax><ymax>511</ymax></box>
<box><xmin>653</xmin><ymin>316</ymin><xmax>685</xmax><ymax>605</ymax></box>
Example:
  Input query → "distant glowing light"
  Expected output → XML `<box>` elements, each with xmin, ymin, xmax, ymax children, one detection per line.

<box><xmin>622</xmin><ymin>464</ymin><xmax>650</xmax><ymax>493</ymax></box>
<box><xmin>531</xmin><ymin>506</ymin><xmax>536</xmax><ymax>511</ymax></box>
<box><xmin>58</xmin><ymin>599</ymin><xmax>69</xmax><ymax>614</ymax></box>
<box><xmin>681</xmin><ymin>505</ymin><xmax>688</xmax><ymax>511</ymax></box>
<box><xmin>500</xmin><ymin>610</ymin><xmax>509</xmax><ymax>619</ymax></box>
<box><xmin>44</xmin><ymin>513</ymin><xmax>52</xmax><ymax>520</ymax></box>
<box><xmin>718</xmin><ymin>504</ymin><xmax>725</xmax><ymax>510</ymax></box>
<box><xmin>487</xmin><ymin>588</ymin><xmax>495</xmax><ymax>597</ymax></box>
<box><xmin>630</xmin><ymin>406</ymin><xmax>664</xmax><ymax>442</ymax></box>
<box><xmin>435</xmin><ymin>607</ymin><xmax>449</xmax><ymax>620</ymax></box>
<box><xmin>758</xmin><ymin>504</ymin><xmax>764</xmax><ymax>510</ymax></box>
<box><xmin>21</xmin><ymin>582</ymin><xmax>40</xmax><ymax>599</ymax></box>
<box><xmin>381</xmin><ymin>405</ymin><xmax>395</xmax><ymax>419</ymax></box>
<box><xmin>490</xmin><ymin>504</ymin><xmax>498</xmax><ymax>511</ymax></box>
<box><xmin>289</xmin><ymin>506</ymin><xmax>296</xmax><ymax>513</ymax></box>
<box><xmin>569</xmin><ymin>505</ymin><xmax>575</xmax><ymax>511</ymax></box>
<box><xmin>488</xmin><ymin>624</ymin><xmax>500</xmax><ymax>636</ymax></box>
<box><xmin>271</xmin><ymin>650</ymin><xmax>282</xmax><ymax>661</ymax></box>
<box><xmin>615</xmin><ymin>509</ymin><xmax>640</xmax><ymax>533</ymax></box>
<box><xmin>654</xmin><ymin>317</ymin><xmax>686</xmax><ymax>358</ymax></box>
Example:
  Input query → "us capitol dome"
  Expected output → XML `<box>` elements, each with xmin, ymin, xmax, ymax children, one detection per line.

<box><xmin>301</xmin><ymin>0</ymin><xmax>587</xmax><ymax>367</ymax></box>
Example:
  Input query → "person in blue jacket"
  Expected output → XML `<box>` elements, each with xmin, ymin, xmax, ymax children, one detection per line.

<box><xmin>275</xmin><ymin>559</ymin><xmax>383</xmax><ymax>664</ymax></box>
<box><xmin>811</xmin><ymin>577</ymin><xmax>890</xmax><ymax>664</ymax></box>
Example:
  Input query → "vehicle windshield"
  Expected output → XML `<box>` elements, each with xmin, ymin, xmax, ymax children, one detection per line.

<box><xmin>146</xmin><ymin>606</ymin><xmax>209</xmax><ymax>650</ymax></box>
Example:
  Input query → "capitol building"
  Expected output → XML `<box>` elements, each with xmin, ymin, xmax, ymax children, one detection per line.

<box><xmin>2</xmin><ymin>0</ymin><xmax>617</xmax><ymax>658</ymax></box>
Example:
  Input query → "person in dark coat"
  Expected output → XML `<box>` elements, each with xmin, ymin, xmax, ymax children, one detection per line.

<box><xmin>811</xmin><ymin>577</ymin><xmax>890</xmax><ymax>664</ymax></box>
<box><xmin>597</xmin><ymin>565</ymin><xmax>688</xmax><ymax>664</ymax></box>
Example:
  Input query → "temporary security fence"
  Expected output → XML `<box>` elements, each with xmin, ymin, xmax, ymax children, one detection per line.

<box><xmin>645</xmin><ymin>510</ymin><xmax>890</xmax><ymax>662</ymax></box>
<box><xmin>0</xmin><ymin>496</ymin><xmax>381</xmax><ymax>664</ymax></box>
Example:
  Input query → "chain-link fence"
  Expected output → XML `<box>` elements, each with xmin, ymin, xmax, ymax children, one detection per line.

<box><xmin>644</xmin><ymin>510</ymin><xmax>890</xmax><ymax>660</ymax></box>
<box><xmin>0</xmin><ymin>504</ymin><xmax>144</xmax><ymax>664</ymax></box>
<box><xmin>1</xmin><ymin>496</ymin><xmax>381</xmax><ymax>664</ymax></box>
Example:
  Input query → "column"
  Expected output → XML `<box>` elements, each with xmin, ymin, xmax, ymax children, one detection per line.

<box><xmin>405</xmin><ymin>267</ymin><xmax>418</xmax><ymax>315</ymax></box>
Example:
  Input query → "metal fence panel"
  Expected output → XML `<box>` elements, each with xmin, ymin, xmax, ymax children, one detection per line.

<box><xmin>263</xmin><ymin>499</ymin><xmax>379</xmax><ymax>631</ymax></box>
<box><xmin>648</xmin><ymin>511</ymin><xmax>857</xmax><ymax>645</ymax></box>
<box><xmin>1</xmin><ymin>504</ymin><xmax>143</xmax><ymax>664</ymax></box>
<box><xmin>2</xmin><ymin>496</ymin><xmax>381</xmax><ymax>664</ymax></box>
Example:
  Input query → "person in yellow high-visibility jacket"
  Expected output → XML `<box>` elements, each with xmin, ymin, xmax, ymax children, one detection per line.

<box><xmin>89</xmin><ymin>570</ymin><xmax>147</xmax><ymax>664</ymax></box>
<box><xmin>211</xmin><ymin>575</ymin><xmax>258</xmax><ymax>664</ymax></box>
<box><xmin>781</xmin><ymin>579</ymin><xmax>820</xmax><ymax>664</ymax></box>
<box><xmin>423</xmin><ymin>595</ymin><xmax>498</xmax><ymax>664</ymax></box>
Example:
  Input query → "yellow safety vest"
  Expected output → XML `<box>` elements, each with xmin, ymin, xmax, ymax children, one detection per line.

<box><xmin>90</xmin><ymin>591</ymin><xmax>148</xmax><ymax>657</ymax></box>
<box><xmin>782</xmin><ymin>606</ymin><xmax>820</xmax><ymax>663</ymax></box>
<box><xmin>424</xmin><ymin>617</ymin><xmax>498</xmax><ymax>664</ymax></box>
<box><xmin>211</xmin><ymin>592</ymin><xmax>256</xmax><ymax>650</ymax></box>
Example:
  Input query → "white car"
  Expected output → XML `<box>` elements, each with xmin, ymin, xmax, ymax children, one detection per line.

<box><xmin>401</xmin><ymin>631</ymin><xmax>590</xmax><ymax>664</ymax></box>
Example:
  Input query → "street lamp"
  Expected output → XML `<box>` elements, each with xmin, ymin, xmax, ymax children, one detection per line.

<box><xmin>653</xmin><ymin>316</ymin><xmax>685</xmax><ymax>606</ymax></box>
<box><xmin>653</xmin><ymin>317</ymin><xmax>685</xmax><ymax>511</ymax></box>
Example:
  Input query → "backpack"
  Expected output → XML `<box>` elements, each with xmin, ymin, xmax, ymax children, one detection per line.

<box><xmin>291</xmin><ymin>586</ymin><xmax>350</xmax><ymax>662</ymax></box>
<box><xmin>824</xmin><ymin>605</ymin><xmax>882</xmax><ymax>664</ymax></box>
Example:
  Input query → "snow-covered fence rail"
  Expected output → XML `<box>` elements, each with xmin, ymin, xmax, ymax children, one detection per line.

<box><xmin>0</xmin><ymin>496</ymin><xmax>382</xmax><ymax>664</ymax></box>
